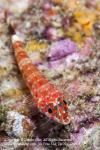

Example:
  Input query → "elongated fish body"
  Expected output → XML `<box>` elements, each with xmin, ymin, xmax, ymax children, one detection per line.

<box><xmin>12</xmin><ymin>35</ymin><xmax>70</xmax><ymax>125</ymax></box>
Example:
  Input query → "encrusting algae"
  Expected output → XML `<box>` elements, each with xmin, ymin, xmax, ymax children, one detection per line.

<box><xmin>26</xmin><ymin>39</ymin><xmax>48</xmax><ymax>53</ymax></box>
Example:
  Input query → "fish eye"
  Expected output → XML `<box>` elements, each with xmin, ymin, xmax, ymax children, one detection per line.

<box><xmin>48</xmin><ymin>108</ymin><xmax>53</xmax><ymax>113</ymax></box>
<box><xmin>57</xmin><ymin>97</ymin><xmax>61</xmax><ymax>101</ymax></box>
<box><xmin>63</xmin><ymin>100</ymin><xmax>67</xmax><ymax>105</ymax></box>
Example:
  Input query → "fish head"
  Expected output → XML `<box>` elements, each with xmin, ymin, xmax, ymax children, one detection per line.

<box><xmin>45</xmin><ymin>97</ymin><xmax>70</xmax><ymax>125</ymax></box>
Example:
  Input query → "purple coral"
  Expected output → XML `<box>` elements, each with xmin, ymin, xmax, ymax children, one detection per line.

<box><xmin>47</xmin><ymin>39</ymin><xmax>77</xmax><ymax>61</ymax></box>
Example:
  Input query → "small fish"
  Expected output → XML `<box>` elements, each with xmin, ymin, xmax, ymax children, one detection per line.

<box><xmin>12</xmin><ymin>35</ymin><xmax>70</xmax><ymax>125</ymax></box>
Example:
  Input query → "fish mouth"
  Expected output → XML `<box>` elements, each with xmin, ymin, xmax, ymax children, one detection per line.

<box><xmin>62</xmin><ymin>117</ymin><xmax>70</xmax><ymax>125</ymax></box>
<box><xmin>54</xmin><ymin>116</ymin><xmax>70</xmax><ymax>125</ymax></box>
<box><xmin>54</xmin><ymin>107</ymin><xmax>70</xmax><ymax>125</ymax></box>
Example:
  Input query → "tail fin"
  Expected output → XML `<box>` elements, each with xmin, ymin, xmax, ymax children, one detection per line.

<box><xmin>12</xmin><ymin>34</ymin><xmax>23</xmax><ymax>44</ymax></box>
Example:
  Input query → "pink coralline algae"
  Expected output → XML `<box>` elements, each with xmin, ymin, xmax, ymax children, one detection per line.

<box><xmin>47</xmin><ymin>58</ymin><xmax>65</xmax><ymax>70</ymax></box>
<box><xmin>47</xmin><ymin>39</ymin><xmax>78</xmax><ymax>61</ymax></box>
<box><xmin>80</xmin><ymin>38</ymin><xmax>94</xmax><ymax>57</ymax></box>
<box><xmin>43</xmin><ymin>27</ymin><xmax>58</xmax><ymax>40</ymax></box>
<box><xmin>0</xmin><ymin>7</ymin><xmax>5</xmax><ymax>21</ymax></box>
<box><xmin>43</xmin><ymin>3</ymin><xmax>52</xmax><ymax>11</ymax></box>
